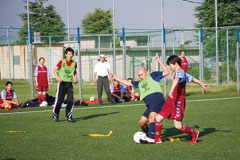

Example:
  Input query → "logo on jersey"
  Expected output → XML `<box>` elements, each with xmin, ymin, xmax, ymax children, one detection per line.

<box><xmin>175</xmin><ymin>100</ymin><xmax>181</xmax><ymax>118</ymax></box>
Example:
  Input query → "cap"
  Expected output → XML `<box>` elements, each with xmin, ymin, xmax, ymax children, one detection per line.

<box><xmin>99</xmin><ymin>54</ymin><xmax>106</xmax><ymax>58</ymax></box>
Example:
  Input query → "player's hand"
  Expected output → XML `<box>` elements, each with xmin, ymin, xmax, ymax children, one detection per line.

<box><xmin>203</xmin><ymin>84</ymin><xmax>210</xmax><ymax>90</ymax></box>
<box><xmin>36</xmin><ymin>82</ymin><xmax>38</xmax><ymax>87</ymax></box>
<box><xmin>48</xmin><ymin>82</ymin><xmax>51</xmax><ymax>87</ymax></box>
<box><xmin>169</xmin><ymin>91</ymin><xmax>174</xmax><ymax>98</ymax></box>
<box><xmin>73</xmin><ymin>79</ymin><xmax>77</xmax><ymax>84</ymax></box>
<box><xmin>155</xmin><ymin>55</ymin><xmax>160</xmax><ymax>62</ymax></box>
<box><xmin>93</xmin><ymin>79</ymin><xmax>96</xmax><ymax>83</ymax></box>
<box><xmin>57</xmin><ymin>77</ymin><xmax>62</xmax><ymax>82</ymax></box>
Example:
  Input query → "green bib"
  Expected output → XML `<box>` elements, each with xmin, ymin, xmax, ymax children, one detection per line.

<box><xmin>57</xmin><ymin>59</ymin><xmax>76</xmax><ymax>82</ymax></box>
<box><xmin>139</xmin><ymin>74</ymin><xmax>163</xmax><ymax>100</ymax></box>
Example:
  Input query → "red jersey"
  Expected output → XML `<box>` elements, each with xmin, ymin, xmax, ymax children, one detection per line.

<box><xmin>0</xmin><ymin>88</ymin><xmax>16</xmax><ymax>101</ymax></box>
<box><xmin>181</xmin><ymin>58</ymin><xmax>190</xmax><ymax>73</ymax></box>
<box><xmin>34</xmin><ymin>65</ymin><xmax>49</xmax><ymax>86</ymax></box>
<box><xmin>56</xmin><ymin>60</ymin><xmax>77</xmax><ymax>68</ymax></box>
<box><xmin>110</xmin><ymin>84</ymin><xmax>122</xmax><ymax>96</ymax></box>
<box><xmin>126</xmin><ymin>86</ymin><xmax>133</xmax><ymax>94</ymax></box>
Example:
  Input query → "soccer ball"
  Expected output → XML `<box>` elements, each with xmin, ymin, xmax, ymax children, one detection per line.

<box><xmin>90</xmin><ymin>96</ymin><xmax>95</xmax><ymax>101</ymax></box>
<box><xmin>133</xmin><ymin>131</ymin><xmax>147</xmax><ymax>143</ymax></box>
<box><xmin>40</xmin><ymin>101</ymin><xmax>48</xmax><ymax>107</ymax></box>
<box><xmin>4</xmin><ymin>104</ymin><xmax>12</xmax><ymax>111</ymax></box>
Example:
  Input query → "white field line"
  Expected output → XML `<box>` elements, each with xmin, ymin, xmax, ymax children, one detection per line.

<box><xmin>0</xmin><ymin>96</ymin><xmax>240</xmax><ymax>116</ymax></box>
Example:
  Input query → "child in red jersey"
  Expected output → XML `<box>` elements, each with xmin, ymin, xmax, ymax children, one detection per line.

<box><xmin>34</xmin><ymin>57</ymin><xmax>50</xmax><ymax>107</ymax></box>
<box><xmin>154</xmin><ymin>55</ymin><xmax>210</xmax><ymax>144</ymax></box>
<box><xmin>180</xmin><ymin>50</ymin><xmax>192</xmax><ymax>72</ymax></box>
<box><xmin>124</xmin><ymin>78</ymin><xmax>139</xmax><ymax>101</ymax></box>
<box><xmin>110</xmin><ymin>79</ymin><xmax>128</xmax><ymax>102</ymax></box>
<box><xmin>0</xmin><ymin>81</ymin><xmax>21</xmax><ymax>109</ymax></box>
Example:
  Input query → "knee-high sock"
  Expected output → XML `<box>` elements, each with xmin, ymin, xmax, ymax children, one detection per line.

<box><xmin>148</xmin><ymin>123</ymin><xmax>155</xmax><ymax>139</ymax></box>
<box><xmin>141</xmin><ymin>124</ymin><xmax>149</xmax><ymax>134</ymax></box>
<box><xmin>155</xmin><ymin>121</ymin><xmax>163</xmax><ymax>140</ymax></box>
<box><xmin>43</xmin><ymin>94</ymin><xmax>46</xmax><ymax>101</ymax></box>
<box><xmin>180</xmin><ymin>124</ymin><xmax>195</xmax><ymax>135</ymax></box>
<box><xmin>38</xmin><ymin>94</ymin><xmax>42</xmax><ymax>104</ymax></box>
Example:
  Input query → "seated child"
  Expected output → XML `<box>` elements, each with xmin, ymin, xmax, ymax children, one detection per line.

<box><xmin>0</xmin><ymin>81</ymin><xmax>21</xmax><ymax>109</ymax></box>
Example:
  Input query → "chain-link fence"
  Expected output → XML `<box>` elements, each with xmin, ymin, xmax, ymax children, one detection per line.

<box><xmin>0</xmin><ymin>27</ymin><xmax>239</xmax><ymax>98</ymax></box>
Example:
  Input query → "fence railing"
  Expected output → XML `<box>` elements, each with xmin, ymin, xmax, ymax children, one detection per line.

<box><xmin>0</xmin><ymin>27</ymin><xmax>239</xmax><ymax>98</ymax></box>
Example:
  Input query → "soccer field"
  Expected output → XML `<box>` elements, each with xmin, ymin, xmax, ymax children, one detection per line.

<box><xmin>0</xmin><ymin>83</ymin><xmax>240</xmax><ymax>160</ymax></box>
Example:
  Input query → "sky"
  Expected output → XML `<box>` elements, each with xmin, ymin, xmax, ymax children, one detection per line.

<box><xmin>0</xmin><ymin>0</ymin><xmax>202</xmax><ymax>29</ymax></box>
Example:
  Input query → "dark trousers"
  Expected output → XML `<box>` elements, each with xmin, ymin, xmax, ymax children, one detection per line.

<box><xmin>97</xmin><ymin>76</ymin><xmax>113</xmax><ymax>103</ymax></box>
<box><xmin>53</xmin><ymin>82</ymin><xmax>74</xmax><ymax>119</ymax></box>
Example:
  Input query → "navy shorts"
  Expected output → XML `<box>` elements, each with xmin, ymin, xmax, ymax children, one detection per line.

<box><xmin>142</xmin><ymin>93</ymin><xmax>165</xmax><ymax>118</ymax></box>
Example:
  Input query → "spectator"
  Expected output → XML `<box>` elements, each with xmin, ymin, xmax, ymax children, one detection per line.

<box><xmin>124</xmin><ymin>78</ymin><xmax>139</xmax><ymax>101</ymax></box>
<box><xmin>180</xmin><ymin>50</ymin><xmax>192</xmax><ymax>72</ymax></box>
<box><xmin>34</xmin><ymin>57</ymin><xmax>50</xmax><ymax>107</ymax></box>
<box><xmin>110</xmin><ymin>79</ymin><xmax>129</xmax><ymax>103</ymax></box>
<box><xmin>93</xmin><ymin>54</ymin><xmax>115</xmax><ymax>105</ymax></box>
<box><xmin>0</xmin><ymin>81</ymin><xmax>21</xmax><ymax>109</ymax></box>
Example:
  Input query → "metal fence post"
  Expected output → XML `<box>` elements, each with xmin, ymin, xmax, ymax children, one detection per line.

<box><xmin>77</xmin><ymin>27</ymin><xmax>83</xmax><ymax>102</ymax></box>
<box><xmin>122</xmin><ymin>27</ymin><xmax>126</xmax><ymax>80</ymax></box>
<box><xmin>200</xmin><ymin>28</ymin><xmax>204</xmax><ymax>94</ymax></box>
<box><xmin>147</xmin><ymin>33</ymin><xmax>150</xmax><ymax>72</ymax></box>
<box><xmin>237</xmin><ymin>28</ymin><xmax>239</xmax><ymax>92</ymax></box>
<box><xmin>29</xmin><ymin>27</ymin><xmax>34</xmax><ymax>99</ymax></box>
<box><xmin>7</xmin><ymin>26</ymin><xmax>11</xmax><ymax>81</ymax></box>
<box><xmin>49</xmin><ymin>36</ymin><xmax>52</xmax><ymax>83</ymax></box>
<box><xmin>162</xmin><ymin>28</ymin><xmax>167</xmax><ymax>97</ymax></box>
<box><xmin>77</xmin><ymin>27</ymin><xmax>83</xmax><ymax>101</ymax></box>
<box><xmin>98</xmin><ymin>34</ymin><xmax>101</xmax><ymax>56</ymax></box>
<box><xmin>199</xmin><ymin>29</ymin><xmax>201</xmax><ymax>81</ymax></box>
<box><xmin>226</xmin><ymin>28</ymin><xmax>229</xmax><ymax>83</ymax></box>
<box><xmin>172</xmin><ymin>30</ymin><xmax>175</xmax><ymax>55</ymax></box>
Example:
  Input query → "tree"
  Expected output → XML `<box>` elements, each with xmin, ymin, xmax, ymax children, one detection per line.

<box><xmin>17</xmin><ymin>0</ymin><xmax>66</xmax><ymax>44</ymax></box>
<box><xmin>81</xmin><ymin>8</ymin><xmax>113</xmax><ymax>34</ymax></box>
<box><xmin>194</xmin><ymin>0</ymin><xmax>240</xmax><ymax>62</ymax></box>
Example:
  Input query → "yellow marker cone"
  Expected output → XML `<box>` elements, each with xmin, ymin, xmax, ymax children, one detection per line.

<box><xmin>82</xmin><ymin>130</ymin><xmax>113</xmax><ymax>137</ymax></box>
<box><xmin>7</xmin><ymin>131</ymin><xmax>28</xmax><ymax>133</ymax></box>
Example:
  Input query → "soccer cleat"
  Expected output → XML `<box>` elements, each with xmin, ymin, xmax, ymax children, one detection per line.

<box><xmin>67</xmin><ymin>117</ymin><xmax>76</xmax><ymax>123</ymax></box>
<box><xmin>190</xmin><ymin>131</ymin><xmax>199</xmax><ymax>143</ymax></box>
<box><xmin>154</xmin><ymin>138</ymin><xmax>163</xmax><ymax>144</ymax></box>
<box><xmin>98</xmin><ymin>102</ymin><xmax>103</xmax><ymax>105</ymax></box>
<box><xmin>140</xmin><ymin>137</ymin><xmax>156</xmax><ymax>144</ymax></box>
<box><xmin>53</xmin><ymin>117</ymin><xmax>59</xmax><ymax>122</ymax></box>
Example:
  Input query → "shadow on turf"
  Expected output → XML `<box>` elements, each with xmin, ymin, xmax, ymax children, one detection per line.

<box><xmin>163</xmin><ymin>126</ymin><xmax>231</xmax><ymax>142</ymax></box>
<box><xmin>74</xmin><ymin>112</ymin><xmax>119</xmax><ymax>121</ymax></box>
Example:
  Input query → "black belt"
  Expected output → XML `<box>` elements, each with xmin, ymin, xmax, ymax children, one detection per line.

<box><xmin>98</xmin><ymin>76</ymin><xmax>108</xmax><ymax>78</ymax></box>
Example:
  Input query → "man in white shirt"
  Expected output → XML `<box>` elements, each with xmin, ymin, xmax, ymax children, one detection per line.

<box><xmin>93</xmin><ymin>54</ymin><xmax>114</xmax><ymax>105</ymax></box>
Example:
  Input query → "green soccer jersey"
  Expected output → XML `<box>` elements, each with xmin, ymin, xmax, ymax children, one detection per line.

<box><xmin>57</xmin><ymin>59</ymin><xmax>76</xmax><ymax>82</ymax></box>
<box><xmin>138</xmin><ymin>74</ymin><xmax>163</xmax><ymax>100</ymax></box>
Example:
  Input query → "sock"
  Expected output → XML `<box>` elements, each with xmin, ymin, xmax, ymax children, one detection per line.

<box><xmin>43</xmin><ymin>95</ymin><xmax>46</xmax><ymax>101</ymax></box>
<box><xmin>180</xmin><ymin>124</ymin><xmax>195</xmax><ymax>135</ymax></box>
<box><xmin>141</xmin><ymin>124</ymin><xmax>149</xmax><ymax>134</ymax></box>
<box><xmin>148</xmin><ymin>123</ymin><xmax>155</xmax><ymax>139</ymax></box>
<box><xmin>155</xmin><ymin>121</ymin><xmax>163</xmax><ymax>140</ymax></box>
<box><xmin>38</xmin><ymin>94</ymin><xmax>42</xmax><ymax>104</ymax></box>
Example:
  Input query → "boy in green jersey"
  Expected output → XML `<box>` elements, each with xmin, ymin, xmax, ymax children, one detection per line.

<box><xmin>111</xmin><ymin>56</ymin><xmax>169</xmax><ymax>142</ymax></box>
<box><xmin>53</xmin><ymin>47</ymin><xmax>77</xmax><ymax>122</ymax></box>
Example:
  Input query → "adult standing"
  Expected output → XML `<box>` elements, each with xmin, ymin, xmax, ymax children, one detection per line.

<box><xmin>180</xmin><ymin>50</ymin><xmax>192</xmax><ymax>72</ymax></box>
<box><xmin>53</xmin><ymin>47</ymin><xmax>77</xmax><ymax>122</ymax></box>
<box><xmin>93</xmin><ymin>54</ymin><xmax>114</xmax><ymax>105</ymax></box>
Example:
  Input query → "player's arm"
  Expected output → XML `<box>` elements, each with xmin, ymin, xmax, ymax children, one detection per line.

<box><xmin>187</xmin><ymin>58</ymin><xmax>192</xmax><ymax>68</ymax></box>
<box><xmin>73</xmin><ymin>63</ymin><xmax>77</xmax><ymax>84</ymax></box>
<box><xmin>192</xmin><ymin>77</ymin><xmax>210</xmax><ymax>90</ymax></box>
<box><xmin>111</xmin><ymin>74</ymin><xmax>132</xmax><ymax>86</ymax></box>
<box><xmin>169</xmin><ymin>78</ymin><xmax>179</xmax><ymax>98</ymax></box>
<box><xmin>34</xmin><ymin>67</ymin><xmax>38</xmax><ymax>86</ymax></box>
<box><xmin>2</xmin><ymin>99</ymin><xmax>17</xmax><ymax>105</ymax></box>
<box><xmin>186</xmin><ymin>73</ymin><xmax>210</xmax><ymax>90</ymax></box>
<box><xmin>53</xmin><ymin>66</ymin><xmax>62</xmax><ymax>82</ymax></box>
<box><xmin>14</xmin><ymin>98</ymin><xmax>20</xmax><ymax>106</ymax></box>
<box><xmin>155</xmin><ymin>56</ymin><xmax>169</xmax><ymax>77</ymax></box>
<box><xmin>34</xmin><ymin>77</ymin><xmax>38</xmax><ymax>86</ymax></box>
<box><xmin>93</xmin><ymin>72</ymin><xmax>97</xmax><ymax>83</ymax></box>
